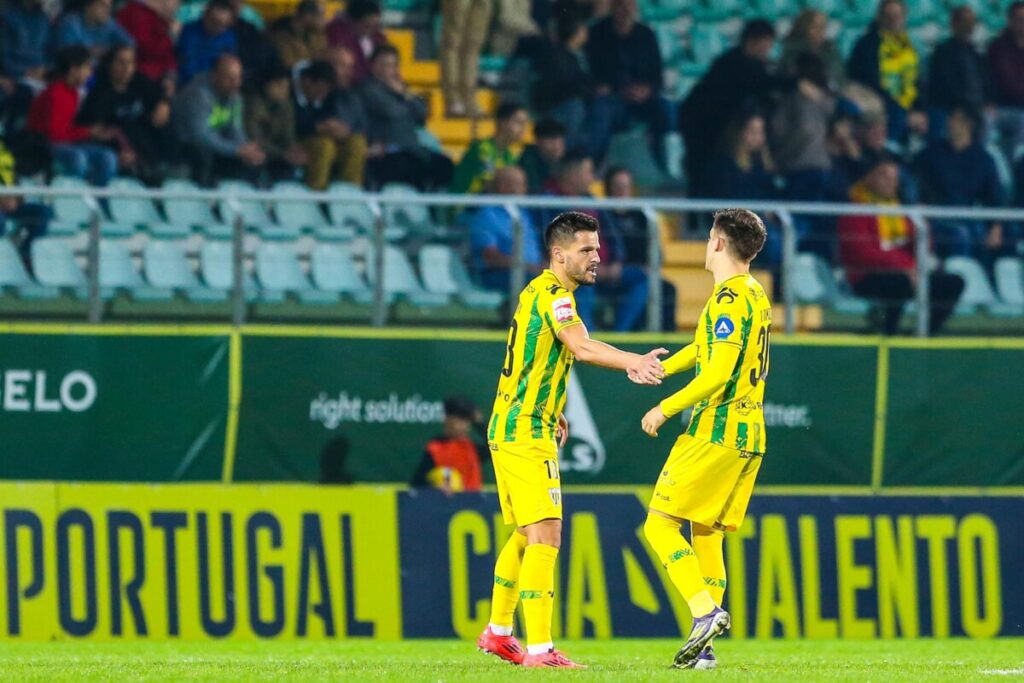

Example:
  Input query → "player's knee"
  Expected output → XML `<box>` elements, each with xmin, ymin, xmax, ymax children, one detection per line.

<box><xmin>525</xmin><ymin>519</ymin><xmax>562</xmax><ymax>548</ymax></box>
<box><xmin>643</xmin><ymin>512</ymin><xmax>679</xmax><ymax>545</ymax></box>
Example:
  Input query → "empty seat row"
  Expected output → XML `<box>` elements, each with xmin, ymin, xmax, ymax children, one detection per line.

<box><xmin>0</xmin><ymin>237</ymin><xmax>503</xmax><ymax>309</ymax></box>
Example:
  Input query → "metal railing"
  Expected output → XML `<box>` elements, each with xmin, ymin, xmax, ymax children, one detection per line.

<box><xmin>3</xmin><ymin>184</ymin><xmax>1024</xmax><ymax>335</ymax></box>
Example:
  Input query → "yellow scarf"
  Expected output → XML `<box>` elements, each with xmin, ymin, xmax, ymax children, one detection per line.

<box><xmin>879</xmin><ymin>30</ymin><xmax>918</xmax><ymax>109</ymax></box>
<box><xmin>849</xmin><ymin>180</ymin><xmax>910</xmax><ymax>249</ymax></box>
<box><xmin>0</xmin><ymin>142</ymin><xmax>13</xmax><ymax>187</ymax></box>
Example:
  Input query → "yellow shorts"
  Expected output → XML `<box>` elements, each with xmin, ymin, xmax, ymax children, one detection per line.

<box><xmin>491</xmin><ymin>440</ymin><xmax>562</xmax><ymax>527</ymax></box>
<box><xmin>648</xmin><ymin>434</ymin><xmax>762</xmax><ymax>532</ymax></box>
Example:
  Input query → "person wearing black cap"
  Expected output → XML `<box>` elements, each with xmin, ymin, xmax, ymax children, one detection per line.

<box><xmin>410</xmin><ymin>396</ymin><xmax>489</xmax><ymax>493</ymax></box>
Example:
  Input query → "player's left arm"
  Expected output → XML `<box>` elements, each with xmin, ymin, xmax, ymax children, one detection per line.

<box><xmin>641</xmin><ymin>344</ymin><xmax>740</xmax><ymax>436</ymax></box>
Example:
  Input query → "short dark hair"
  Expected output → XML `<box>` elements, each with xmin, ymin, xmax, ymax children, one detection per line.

<box><xmin>206</xmin><ymin>0</ymin><xmax>234</xmax><ymax>13</ymax></box>
<box><xmin>555</xmin><ymin>150</ymin><xmax>591</xmax><ymax>178</ymax></box>
<box><xmin>741</xmin><ymin>19</ymin><xmax>776</xmax><ymax>44</ymax></box>
<box><xmin>54</xmin><ymin>45</ymin><xmax>92</xmax><ymax>77</ymax></box>
<box><xmin>534</xmin><ymin>117</ymin><xmax>566</xmax><ymax>140</ymax></box>
<box><xmin>712</xmin><ymin>209</ymin><xmax>767</xmax><ymax>262</ymax></box>
<box><xmin>296</xmin><ymin>0</ymin><xmax>320</xmax><ymax>16</ymax></box>
<box><xmin>603</xmin><ymin>164</ymin><xmax>630</xmax><ymax>189</ymax></box>
<box><xmin>556</xmin><ymin>15</ymin><xmax>586</xmax><ymax>43</ymax></box>
<box><xmin>545</xmin><ymin>211</ymin><xmax>599</xmax><ymax>254</ymax></box>
<box><xmin>301</xmin><ymin>59</ymin><xmax>336</xmax><ymax>84</ymax></box>
<box><xmin>369</xmin><ymin>43</ymin><xmax>399</xmax><ymax>63</ymax></box>
<box><xmin>1011</xmin><ymin>0</ymin><xmax>1024</xmax><ymax>15</ymax></box>
<box><xmin>949</xmin><ymin>101</ymin><xmax>981</xmax><ymax>129</ymax></box>
<box><xmin>496</xmin><ymin>101</ymin><xmax>526</xmax><ymax>122</ymax></box>
<box><xmin>348</xmin><ymin>0</ymin><xmax>381</xmax><ymax>21</ymax></box>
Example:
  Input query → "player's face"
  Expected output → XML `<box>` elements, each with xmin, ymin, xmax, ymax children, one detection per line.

<box><xmin>559</xmin><ymin>230</ymin><xmax>601</xmax><ymax>286</ymax></box>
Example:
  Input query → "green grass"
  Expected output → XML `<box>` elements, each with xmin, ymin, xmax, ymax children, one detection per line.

<box><xmin>0</xmin><ymin>639</ymin><xmax>1022</xmax><ymax>681</ymax></box>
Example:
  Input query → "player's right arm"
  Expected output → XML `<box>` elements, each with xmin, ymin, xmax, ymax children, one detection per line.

<box><xmin>660</xmin><ymin>343</ymin><xmax>697</xmax><ymax>376</ymax></box>
<box><xmin>556</xmin><ymin>322</ymin><xmax>668</xmax><ymax>385</ymax></box>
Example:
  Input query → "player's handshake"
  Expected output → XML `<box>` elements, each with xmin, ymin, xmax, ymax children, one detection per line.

<box><xmin>627</xmin><ymin>348</ymin><xmax>669</xmax><ymax>385</ymax></box>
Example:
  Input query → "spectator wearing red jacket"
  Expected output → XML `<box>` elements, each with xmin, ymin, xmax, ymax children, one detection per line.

<box><xmin>838</xmin><ymin>156</ymin><xmax>964</xmax><ymax>335</ymax></box>
<box><xmin>116</xmin><ymin>0</ymin><xmax>178</xmax><ymax>88</ymax></box>
<box><xmin>325</xmin><ymin>0</ymin><xmax>386</xmax><ymax>85</ymax></box>
<box><xmin>27</xmin><ymin>46</ymin><xmax>119</xmax><ymax>185</ymax></box>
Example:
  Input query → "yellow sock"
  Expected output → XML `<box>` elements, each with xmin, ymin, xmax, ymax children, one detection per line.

<box><xmin>644</xmin><ymin>513</ymin><xmax>716</xmax><ymax>617</ymax></box>
<box><xmin>489</xmin><ymin>531</ymin><xmax>528</xmax><ymax>630</ymax></box>
<box><xmin>519</xmin><ymin>543</ymin><xmax>558</xmax><ymax>648</ymax></box>
<box><xmin>693</xmin><ymin>523</ymin><xmax>727</xmax><ymax>606</ymax></box>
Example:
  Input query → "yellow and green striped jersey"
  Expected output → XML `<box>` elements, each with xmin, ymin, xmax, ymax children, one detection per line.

<box><xmin>488</xmin><ymin>270</ymin><xmax>580</xmax><ymax>443</ymax></box>
<box><xmin>686</xmin><ymin>274</ymin><xmax>772</xmax><ymax>453</ymax></box>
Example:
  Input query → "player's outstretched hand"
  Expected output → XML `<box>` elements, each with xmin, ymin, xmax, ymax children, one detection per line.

<box><xmin>627</xmin><ymin>348</ymin><xmax>669</xmax><ymax>385</ymax></box>
<box><xmin>556</xmin><ymin>414</ymin><xmax>569</xmax><ymax>447</ymax></box>
<box><xmin>641</xmin><ymin>404</ymin><xmax>668</xmax><ymax>437</ymax></box>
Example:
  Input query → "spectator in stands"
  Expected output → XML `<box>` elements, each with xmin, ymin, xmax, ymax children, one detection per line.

<box><xmin>1</xmin><ymin>0</ymin><xmax>51</xmax><ymax>84</ymax></box>
<box><xmin>518</xmin><ymin>118</ymin><xmax>565</xmax><ymax>193</ymax></box>
<box><xmin>585</xmin><ymin>0</ymin><xmax>668</xmax><ymax>165</ymax></box>
<box><xmin>603</xmin><ymin>166</ymin><xmax>677</xmax><ymax>330</ymax></box>
<box><xmin>268</xmin><ymin>0</ymin><xmax>327</xmax><ymax>68</ymax></box>
<box><xmin>847</xmin><ymin>0</ymin><xmax>926</xmax><ymax>142</ymax></box>
<box><xmin>680</xmin><ymin>19</ymin><xmax>787</xmax><ymax>196</ymax></box>
<box><xmin>779</xmin><ymin>9</ymin><xmax>844</xmax><ymax>90</ymax></box>
<box><xmin>175</xmin><ymin>0</ymin><xmax>236</xmax><ymax>86</ymax></box>
<box><xmin>0</xmin><ymin>139</ymin><xmax>49</xmax><ymax>268</ymax></box>
<box><xmin>529</xmin><ymin>14</ymin><xmax>592</xmax><ymax>150</ymax></box>
<box><xmin>913</xmin><ymin>103</ymin><xmax>1005</xmax><ymax>262</ymax></box>
<box><xmin>55</xmin><ymin>0</ymin><xmax>135</xmax><ymax>60</ymax></box>
<box><xmin>469</xmin><ymin>165</ymin><xmax>543</xmax><ymax>292</ymax></box>
<box><xmin>326</xmin><ymin>0</ymin><xmax>386</xmax><ymax>85</ymax></box>
<box><xmin>294</xmin><ymin>59</ymin><xmax>365</xmax><ymax>188</ymax></box>
<box><xmin>451</xmin><ymin>101</ymin><xmax>527</xmax><ymax>194</ymax></box>
<box><xmin>77</xmin><ymin>45</ymin><xmax>174</xmax><ymax>184</ymax></box>
<box><xmin>173</xmin><ymin>53</ymin><xmax>265</xmax><ymax>185</ymax></box>
<box><xmin>928</xmin><ymin>5</ymin><xmax>989</xmax><ymax>120</ymax></box>
<box><xmin>116</xmin><ymin>0</ymin><xmax>178</xmax><ymax>88</ymax></box>
<box><xmin>28</xmin><ymin>46</ymin><xmax>120</xmax><ymax>186</ymax></box>
<box><xmin>987</xmin><ymin>1</ymin><xmax>1024</xmax><ymax>160</ymax></box>
<box><xmin>228</xmin><ymin>0</ymin><xmax>282</xmax><ymax>93</ymax></box>
<box><xmin>361</xmin><ymin>45</ymin><xmax>452</xmax><ymax>191</ymax></box>
<box><xmin>245</xmin><ymin>65</ymin><xmax>307</xmax><ymax>182</ymax></box>
<box><xmin>839</xmin><ymin>156</ymin><xmax>965</xmax><ymax>335</ymax></box>
<box><xmin>409</xmin><ymin>397</ymin><xmax>488</xmax><ymax>494</ymax></box>
<box><xmin>705</xmin><ymin>110</ymin><xmax>781</xmax><ymax>272</ymax></box>
<box><xmin>489</xmin><ymin>0</ymin><xmax>540</xmax><ymax>57</ymax></box>
<box><xmin>440</xmin><ymin>0</ymin><xmax>492</xmax><ymax>117</ymax></box>
<box><xmin>325</xmin><ymin>46</ymin><xmax>368</xmax><ymax>137</ymax></box>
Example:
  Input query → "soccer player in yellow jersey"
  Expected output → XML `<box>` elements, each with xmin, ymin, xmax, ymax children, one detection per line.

<box><xmin>476</xmin><ymin>211</ymin><xmax>668</xmax><ymax>668</ymax></box>
<box><xmin>640</xmin><ymin>209</ymin><xmax>772</xmax><ymax>670</ymax></box>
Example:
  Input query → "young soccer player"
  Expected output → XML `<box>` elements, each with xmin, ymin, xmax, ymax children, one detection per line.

<box><xmin>477</xmin><ymin>210</ymin><xmax>667</xmax><ymax>668</ymax></box>
<box><xmin>639</xmin><ymin>208</ymin><xmax>772</xmax><ymax>669</ymax></box>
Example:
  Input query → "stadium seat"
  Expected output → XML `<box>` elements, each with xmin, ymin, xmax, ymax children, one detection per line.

<box><xmin>100</xmin><ymin>241</ymin><xmax>173</xmax><ymax>300</ymax></box>
<box><xmin>270</xmin><ymin>181</ymin><xmax>330</xmax><ymax>236</ymax></box>
<box><xmin>143</xmin><ymin>240</ymin><xmax>227</xmax><ymax>302</ymax></box>
<box><xmin>217</xmin><ymin>180</ymin><xmax>294</xmax><ymax>240</ymax></box>
<box><xmin>0</xmin><ymin>239</ymin><xmax>59</xmax><ymax>299</ymax></box>
<box><xmin>746</xmin><ymin>0</ymin><xmax>799</xmax><ymax>19</ymax></box>
<box><xmin>418</xmin><ymin>244</ymin><xmax>503</xmax><ymax>308</ymax></box>
<box><xmin>943</xmin><ymin>255</ymin><xmax>1019</xmax><ymax>315</ymax></box>
<box><xmin>363</xmin><ymin>244</ymin><xmax>450</xmax><ymax>306</ymax></box>
<box><xmin>255</xmin><ymin>242</ymin><xmax>337</xmax><ymax>304</ymax></box>
<box><xmin>994</xmin><ymin>257</ymin><xmax>1024</xmax><ymax>308</ymax></box>
<box><xmin>794</xmin><ymin>253</ymin><xmax>871</xmax><ymax>314</ymax></box>
<box><xmin>31</xmin><ymin>238</ymin><xmax>89</xmax><ymax>296</ymax></box>
<box><xmin>681</xmin><ymin>25</ymin><xmax>726</xmax><ymax>76</ymax></box>
<box><xmin>309</xmin><ymin>242</ymin><xmax>375</xmax><ymax>304</ymax></box>
<box><xmin>162</xmin><ymin>179</ymin><xmax>233</xmax><ymax>238</ymax></box>
<box><xmin>690</xmin><ymin>0</ymin><xmax>741</xmax><ymax>21</ymax></box>
<box><xmin>985</xmin><ymin>144</ymin><xmax>1014</xmax><ymax>199</ymax></box>
<box><xmin>50</xmin><ymin>176</ymin><xmax>133</xmax><ymax>238</ymax></box>
<box><xmin>107</xmin><ymin>178</ymin><xmax>186</xmax><ymax>238</ymax></box>
<box><xmin>200</xmin><ymin>240</ymin><xmax>259</xmax><ymax>299</ymax></box>
<box><xmin>381</xmin><ymin>183</ymin><xmax>438</xmax><ymax>240</ymax></box>
<box><xmin>324</xmin><ymin>182</ymin><xmax>376</xmax><ymax>241</ymax></box>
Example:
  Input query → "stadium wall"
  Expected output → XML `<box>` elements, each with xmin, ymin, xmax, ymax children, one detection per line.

<box><xmin>1</xmin><ymin>325</ymin><xmax>1022</xmax><ymax>487</ymax></box>
<box><xmin>0</xmin><ymin>483</ymin><xmax>1020</xmax><ymax>641</ymax></box>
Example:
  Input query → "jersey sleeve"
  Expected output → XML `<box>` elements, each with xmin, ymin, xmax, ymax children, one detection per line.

<box><xmin>707</xmin><ymin>287</ymin><xmax>748</xmax><ymax>348</ymax></box>
<box><xmin>542</xmin><ymin>287</ymin><xmax>582</xmax><ymax>335</ymax></box>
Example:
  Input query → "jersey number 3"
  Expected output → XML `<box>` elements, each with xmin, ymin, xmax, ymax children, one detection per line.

<box><xmin>501</xmin><ymin>319</ymin><xmax>519</xmax><ymax>377</ymax></box>
<box><xmin>750</xmin><ymin>326</ymin><xmax>771</xmax><ymax>386</ymax></box>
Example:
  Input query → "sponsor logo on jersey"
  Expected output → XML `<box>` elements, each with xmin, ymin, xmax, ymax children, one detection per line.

<box><xmin>716</xmin><ymin>287</ymin><xmax>738</xmax><ymax>304</ymax></box>
<box><xmin>735</xmin><ymin>396</ymin><xmax>762</xmax><ymax>415</ymax></box>
<box><xmin>553</xmin><ymin>296</ymin><xmax>575</xmax><ymax>323</ymax></box>
<box><xmin>714</xmin><ymin>315</ymin><xmax>735</xmax><ymax>339</ymax></box>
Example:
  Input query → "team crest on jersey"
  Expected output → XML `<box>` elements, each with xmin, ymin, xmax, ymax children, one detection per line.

<box><xmin>553</xmin><ymin>296</ymin><xmax>575</xmax><ymax>323</ymax></box>
<box><xmin>714</xmin><ymin>315</ymin><xmax>735</xmax><ymax>339</ymax></box>
<box><xmin>716</xmin><ymin>287</ymin><xmax>738</xmax><ymax>304</ymax></box>
<box><xmin>548</xmin><ymin>488</ymin><xmax>562</xmax><ymax>505</ymax></box>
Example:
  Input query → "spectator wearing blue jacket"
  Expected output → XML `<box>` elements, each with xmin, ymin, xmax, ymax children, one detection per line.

<box><xmin>469</xmin><ymin>165</ymin><xmax>544</xmax><ymax>293</ymax></box>
<box><xmin>913</xmin><ymin>103</ymin><xmax>1006</xmax><ymax>262</ymax></box>
<box><xmin>1</xmin><ymin>0</ymin><xmax>50</xmax><ymax>81</ymax></box>
<box><xmin>176</xmin><ymin>0</ymin><xmax>237</xmax><ymax>85</ymax></box>
<box><xmin>54</xmin><ymin>0</ymin><xmax>134</xmax><ymax>60</ymax></box>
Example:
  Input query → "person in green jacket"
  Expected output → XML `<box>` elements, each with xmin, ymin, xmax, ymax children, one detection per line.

<box><xmin>451</xmin><ymin>101</ymin><xmax>529</xmax><ymax>194</ymax></box>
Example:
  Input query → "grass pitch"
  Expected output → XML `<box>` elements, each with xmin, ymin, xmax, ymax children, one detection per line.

<box><xmin>0</xmin><ymin>638</ymin><xmax>1021</xmax><ymax>682</ymax></box>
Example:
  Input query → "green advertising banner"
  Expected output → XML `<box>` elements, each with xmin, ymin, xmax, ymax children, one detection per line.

<box><xmin>884</xmin><ymin>346</ymin><xmax>1024</xmax><ymax>486</ymax></box>
<box><xmin>234</xmin><ymin>334</ymin><xmax>877</xmax><ymax>486</ymax></box>
<box><xmin>0</xmin><ymin>332</ymin><xmax>229</xmax><ymax>481</ymax></box>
